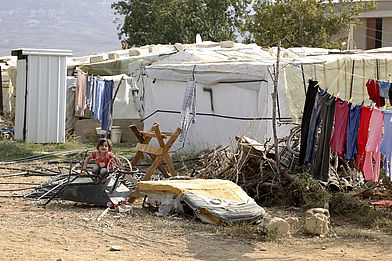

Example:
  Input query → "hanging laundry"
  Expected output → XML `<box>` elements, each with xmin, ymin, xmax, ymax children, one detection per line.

<box><xmin>76</xmin><ymin>68</ymin><xmax>88</xmax><ymax>116</ymax></box>
<box><xmin>101</xmin><ymin>80</ymin><xmax>114</xmax><ymax>131</ymax></box>
<box><xmin>380</xmin><ymin>110</ymin><xmax>392</xmax><ymax>181</ymax></box>
<box><xmin>299</xmin><ymin>80</ymin><xmax>319</xmax><ymax>166</ymax></box>
<box><xmin>179</xmin><ymin>81</ymin><xmax>197</xmax><ymax>143</ymax></box>
<box><xmin>366</xmin><ymin>79</ymin><xmax>385</xmax><ymax>107</ymax></box>
<box><xmin>311</xmin><ymin>92</ymin><xmax>336</xmax><ymax>182</ymax></box>
<box><xmin>89</xmin><ymin>76</ymin><xmax>96</xmax><ymax>111</ymax></box>
<box><xmin>378</xmin><ymin>80</ymin><xmax>390</xmax><ymax>99</ymax></box>
<box><xmin>356</xmin><ymin>106</ymin><xmax>373</xmax><ymax>172</ymax></box>
<box><xmin>389</xmin><ymin>83</ymin><xmax>392</xmax><ymax>106</ymax></box>
<box><xmin>345</xmin><ymin>104</ymin><xmax>361</xmax><ymax>160</ymax></box>
<box><xmin>305</xmin><ymin>88</ymin><xmax>326</xmax><ymax>164</ymax></box>
<box><xmin>330</xmin><ymin>98</ymin><xmax>349</xmax><ymax>158</ymax></box>
<box><xmin>92</xmin><ymin>79</ymin><xmax>105</xmax><ymax>121</ymax></box>
<box><xmin>363</xmin><ymin>108</ymin><xmax>383</xmax><ymax>182</ymax></box>
<box><xmin>86</xmin><ymin>76</ymin><xmax>93</xmax><ymax>109</ymax></box>
<box><xmin>304</xmin><ymin>88</ymin><xmax>335</xmax><ymax>181</ymax></box>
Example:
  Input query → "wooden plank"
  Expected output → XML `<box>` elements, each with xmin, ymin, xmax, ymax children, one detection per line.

<box><xmin>163</xmin><ymin>153</ymin><xmax>176</xmax><ymax>177</ymax></box>
<box><xmin>129</xmin><ymin>125</ymin><xmax>144</xmax><ymax>142</ymax></box>
<box><xmin>140</xmin><ymin>131</ymin><xmax>168</xmax><ymax>139</ymax></box>
<box><xmin>143</xmin><ymin>155</ymin><xmax>168</xmax><ymax>180</ymax></box>
<box><xmin>163</xmin><ymin>128</ymin><xmax>182</xmax><ymax>152</ymax></box>
<box><xmin>135</xmin><ymin>143</ymin><xmax>163</xmax><ymax>155</ymax></box>
<box><xmin>131</xmin><ymin>136</ymin><xmax>152</xmax><ymax>165</ymax></box>
<box><xmin>153</xmin><ymin>124</ymin><xmax>165</xmax><ymax>148</ymax></box>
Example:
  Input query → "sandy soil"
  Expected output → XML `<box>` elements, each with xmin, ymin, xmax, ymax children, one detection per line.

<box><xmin>0</xmin><ymin>163</ymin><xmax>392</xmax><ymax>261</ymax></box>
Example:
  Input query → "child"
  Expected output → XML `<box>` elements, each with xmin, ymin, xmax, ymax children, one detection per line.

<box><xmin>82</xmin><ymin>138</ymin><xmax>118</xmax><ymax>181</ymax></box>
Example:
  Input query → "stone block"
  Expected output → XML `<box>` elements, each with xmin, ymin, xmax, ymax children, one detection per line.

<box><xmin>305</xmin><ymin>208</ymin><xmax>330</xmax><ymax>235</ymax></box>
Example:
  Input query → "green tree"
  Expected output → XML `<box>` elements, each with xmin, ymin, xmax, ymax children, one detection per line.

<box><xmin>112</xmin><ymin>0</ymin><xmax>251</xmax><ymax>47</ymax></box>
<box><xmin>244</xmin><ymin>0</ymin><xmax>376</xmax><ymax>48</ymax></box>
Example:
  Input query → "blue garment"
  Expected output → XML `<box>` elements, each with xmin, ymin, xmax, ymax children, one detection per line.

<box><xmin>93</xmin><ymin>79</ymin><xmax>105</xmax><ymax>120</ymax></box>
<box><xmin>345</xmin><ymin>104</ymin><xmax>361</xmax><ymax>160</ymax></box>
<box><xmin>380</xmin><ymin>110</ymin><xmax>392</xmax><ymax>181</ymax></box>
<box><xmin>101</xmin><ymin>80</ymin><xmax>114</xmax><ymax>131</ymax></box>
<box><xmin>379</xmin><ymin>81</ymin><xmax>391</xmax><ymax>99</ymax></box>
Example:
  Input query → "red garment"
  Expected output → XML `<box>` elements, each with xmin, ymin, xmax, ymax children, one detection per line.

<box><xmin>363</xmin><ymin>108</ymin><xmax>383</xmax><ymax>181</ymax></box>
<box><xmin>356</xmin><ymin>106</ymin><xmax>373</xmax><ymax>172</ymax></box>
<box><xmin>366</xmin><ymin>79</ymin><xmax>385</xmax><ymax>107</ymax></box>
<box><xmin>330</xmin><ymin>98</ymin><xmax>350</xmax><ymax>157</ymax></box>
<box><xmin>92</xmin><ymin>151</ymin><xmax>115</xmax><ymax>169</ymax></box>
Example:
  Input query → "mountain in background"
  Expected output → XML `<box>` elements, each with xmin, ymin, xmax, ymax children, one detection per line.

<box><xmin>0</xmin><ymin>0</ymin><xmax>121</xmax><ymax>57</ymax></box>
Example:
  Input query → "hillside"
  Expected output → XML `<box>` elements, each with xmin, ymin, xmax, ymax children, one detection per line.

<box><xmin>0</xmin><ymin>0</ymin><xmax>121</xmax><ymax>56</ymax></box>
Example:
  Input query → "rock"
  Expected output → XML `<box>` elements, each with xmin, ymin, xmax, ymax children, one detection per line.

<box><xmin>109</xmin><ymin>245</ymin><xmax>122</xmax><ymax>251</ymax></box>
<box><xmin>285</xmin><ymin>217</ymin><xmax>299</xmax><ymax>227</ymax></box>
<box><xmin>56</xmin><ymin>258</ymin><xmax>64</xmax><ymax>261</ymax></box>
<box><xmin>305</xmin><ymin>208</ymin><xmax>330</xmax><ymax>235</ymax></box>
<box><xmin>259</xmin><ymin>217</ymin><xmax>290</xmax><ymax>237</ymax></box>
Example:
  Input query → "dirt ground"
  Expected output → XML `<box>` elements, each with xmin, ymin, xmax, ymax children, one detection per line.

<box><xmin>1</xmin><ymin>164</ymin><xmax>392</xmax><ymax>261</ymax></box>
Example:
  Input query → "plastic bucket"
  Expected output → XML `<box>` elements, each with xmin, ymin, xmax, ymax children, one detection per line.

<box><xmin>110</xmin><ymin>126</ymin><xmax>123</xmax><ymax>144</ymax></box>
<box><xmin>96</xmin><ymin>128</ymin><xmax>109</xmax><ymax>140</ymax></box>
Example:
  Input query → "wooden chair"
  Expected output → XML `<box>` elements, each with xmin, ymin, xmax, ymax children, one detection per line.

<box><xmin>129</xmin><ymin>122</ymin><xmax>181</xmax><ymax>181</ymax></box>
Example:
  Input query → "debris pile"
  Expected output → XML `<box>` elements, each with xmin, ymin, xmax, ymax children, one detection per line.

<box><xmin>191</xmin><ymin>127</ymin><xmax>373</xmax><ymax>200</ymax></box>
<box><xmin>0</xmin><ymin>114</ymin><xmax>14</xmax><ymax>140</ymax></box>
<box><xmin>193</xmin><ymin>136</ymin><xmax>287</xmax><ymax>200</ymax></box>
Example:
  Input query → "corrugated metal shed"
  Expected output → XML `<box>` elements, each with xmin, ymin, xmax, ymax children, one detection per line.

<box><xmin>12</xmin><ymin>48</ymin><xmax>73</xmax><ymax>143</ymax></box>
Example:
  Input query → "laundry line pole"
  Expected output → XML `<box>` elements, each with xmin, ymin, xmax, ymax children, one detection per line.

<box><xmin>272</xmin><ymin>43</ymin><xmax>281</xmax><ymax>180</ymax></box>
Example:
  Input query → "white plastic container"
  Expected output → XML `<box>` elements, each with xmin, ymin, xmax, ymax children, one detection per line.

<box><xmin>95</xmin><ymin>128</ymin><xmax>108</xmax><ymax>140</ymax></box>
<box><xmin>110</xmin><ymin>126</ymin><xmax>122</xmax><ymax>144</ymax></box>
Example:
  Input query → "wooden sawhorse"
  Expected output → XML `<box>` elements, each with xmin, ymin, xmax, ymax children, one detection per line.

<box><xmin>130</xmin><ymin>122</ymin><xmax>182</xmax><ymax>181</ymax></box>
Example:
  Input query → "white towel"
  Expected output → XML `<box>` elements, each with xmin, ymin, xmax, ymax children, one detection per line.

<box><xmin>179</xmin><ymin>81</ymin><xmax>196</xmax><ymax>142</ymax></box>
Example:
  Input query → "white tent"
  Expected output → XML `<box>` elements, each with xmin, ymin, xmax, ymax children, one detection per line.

<box><xmin>63</xmin><ymin>43</ymin><xmax>392</xmax><ymax>150</ymax></box>
<box><xmin>141</xmin><ymin>43</ymin><xmax>298</xmax><ymax>151</ymax></box>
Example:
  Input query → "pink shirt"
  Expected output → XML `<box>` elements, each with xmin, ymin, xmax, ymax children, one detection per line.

<box><xmin>92</xmin><ymin>151</ymin><xmax>114</xmax><ymax>169</ymax></box>
<box><xmin>330</xmin><ymin>98</ymin><xmax>350</xmax><ymax>157</ymax></box>
<box><xmin>363</xmin><ymin>108</ymin><xmax>384</xmax><ymax>181</ymax></box>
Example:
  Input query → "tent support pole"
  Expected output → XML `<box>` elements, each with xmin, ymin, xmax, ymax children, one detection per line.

<box><xmin>272</xmin><ymin>43</ymin><xmax>281</xmax><ymax>181</ymax></box>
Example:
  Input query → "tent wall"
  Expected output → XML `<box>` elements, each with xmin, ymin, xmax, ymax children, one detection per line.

<box><xmin>283</xmin><ymin>57</ymin><xmax>392</xmax><ymax>119</ymax></box>
<box><xmin>142</xmin><ymin>70</ymin><xmax>296</xmax><ymax>151</ymax></box>
<box><xmin>103</xmin><ymin>74</ymin><xmax>141</xmax><ymax>120</ymax></box>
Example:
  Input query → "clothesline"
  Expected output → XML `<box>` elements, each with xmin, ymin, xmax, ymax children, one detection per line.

<box><xmin>299</xmin><ymin>80</ymin><xmax>392</xmax><ymax>185</ymax></box>
<box><xmin>75</xmin><ymin>67</ymin><xmax>114</xmax><ymax>131</ymax></box>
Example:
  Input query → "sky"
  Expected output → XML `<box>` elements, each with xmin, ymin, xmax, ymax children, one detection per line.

<box><xmin>0</xmin><ymin>0</ymin><xmax>121</xmax><ymax>57</ymax></box>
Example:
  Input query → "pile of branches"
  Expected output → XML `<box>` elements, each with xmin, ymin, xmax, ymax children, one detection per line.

<box><xmin>193</xmin><ymin>136</ymin><xmax>293</xmax><ymax>200</ymax></box>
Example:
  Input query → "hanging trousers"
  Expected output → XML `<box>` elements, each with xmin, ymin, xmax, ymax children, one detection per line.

<box><xmin>310</xmin><ymin>92</ymin><xmax>336</xmax><ymax>181</ymax></box>
<box><xmin>299</xmin><ymin>80</ymin><xmax>319</xmax><ymax>166</ymax></box>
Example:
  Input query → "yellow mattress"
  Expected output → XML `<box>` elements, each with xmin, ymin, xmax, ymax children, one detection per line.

<box><xmin>138</xmin><ymin>179</ymin><xmax>250</xmax><ymax>202</ymax></box>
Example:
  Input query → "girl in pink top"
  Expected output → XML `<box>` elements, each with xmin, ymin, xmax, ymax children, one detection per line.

<box><xmin>82</xmin><ymin>138</ymin><xmax>118</xmax><ymax>181</ymax></box>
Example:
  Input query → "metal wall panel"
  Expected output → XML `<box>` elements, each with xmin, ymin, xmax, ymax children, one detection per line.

<box><xmin>13</xmin><ymin>49</ymin><xmax>72</xmax><ymax>143</ymax></box>
<box><xmin>14</xmin><ymin>59</ymin><xmax>26</xmax><ymax>140</ymax></box>
<box><xmin>26</xmin><ymin>55</ymin><xmax>67</xmax><ymax>143</ymax></box>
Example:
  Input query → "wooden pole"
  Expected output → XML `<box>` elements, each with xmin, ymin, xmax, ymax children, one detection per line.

<box><xmin>272</xmin><ymin>43</ymin><xmax>281</xmax><ymax>181</ymax></box>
